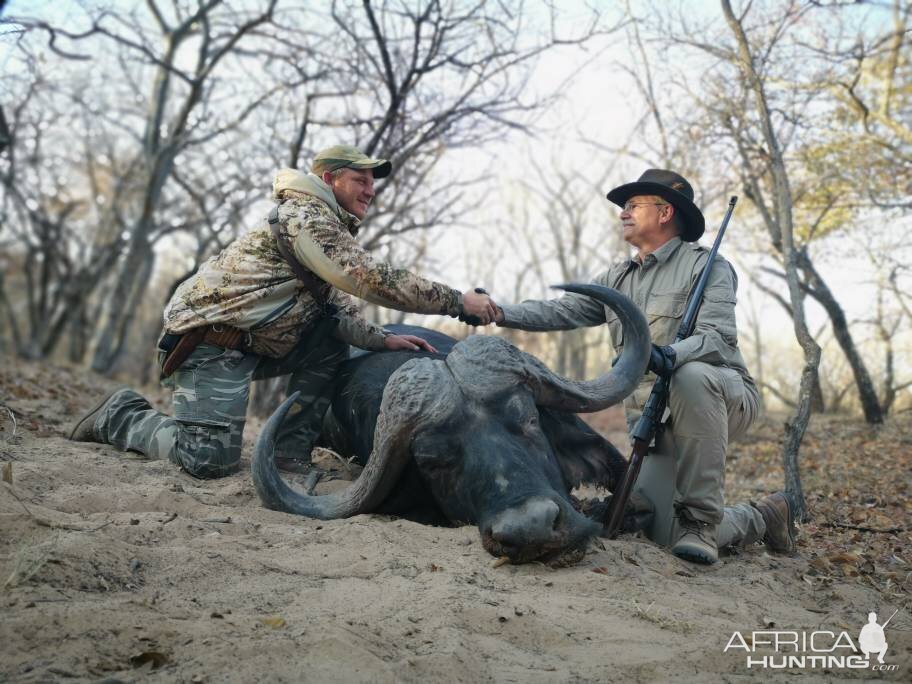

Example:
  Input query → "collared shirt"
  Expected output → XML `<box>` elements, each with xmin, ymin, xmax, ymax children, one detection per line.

<box><xmin>498</xmin><ymin>237</ymin><xmax>755</xmax><ymax>410</ymax></box>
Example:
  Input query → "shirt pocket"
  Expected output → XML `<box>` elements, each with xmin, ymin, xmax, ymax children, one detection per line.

<box><xmin>645</xmin><ymin>291</ymin><xmax>687</xmax><ymax>345</ymax></box>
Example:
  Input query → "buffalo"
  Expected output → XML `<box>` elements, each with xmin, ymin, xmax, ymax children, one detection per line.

<box><xmin>251</xmin><ymin>284</ymin><xmax>652</xmax><ymax>564</ymax></box>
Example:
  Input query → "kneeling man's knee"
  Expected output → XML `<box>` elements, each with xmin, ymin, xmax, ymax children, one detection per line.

<box><xmin>671</xmin><ymin>361</ymin><xmax>719</xmax><ymax>397</ymax></box>
<box><xmin>173</xmin><ymin>419</ymin><xmax>239</xmax><ymax>478</ymax></box>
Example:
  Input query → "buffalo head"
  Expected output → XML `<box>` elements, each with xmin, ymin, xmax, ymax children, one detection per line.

<box><xmin>251</xmin><ymin>284</ymin><xmax>651</xmax><ymax>564</ymax></box>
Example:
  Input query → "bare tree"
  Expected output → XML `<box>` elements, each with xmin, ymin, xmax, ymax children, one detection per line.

<box><xmin>315</xmin><ymin>0</ymin><xmax>619</xmax><ymax>278</ymax></box>
<box><xmin>0</xmin><ymin>47</ymin><xmax>125</xmax><ymax>360</ymax></box>
<box><xmin>625</xmin><ymin>0</ymin><xmax>821</xmax><ymax>516</ymax></box>
<box><xmin>482</xmin><ymin>153</ymin><xmax>623</xmax><ymax>378</ymax></box>
<box><xmin>523</xmin><ymin>162</ymin><xmax>621</xmax><ymax>378</ymax></box>
<box><xmin>0</xmin><ymin>106</ymin><xmax>10</xmax><ymax>155</ymax></box>
<box><xmin>715</xmin><ymin>0</ymin><xmax>821</xmax><ymax>518</ymax></box>
<box><xmin>80</xmin><ymin>1</ymin><xmax>279</xmax><ymax>372</ymax></box>
<box><xmin>800</xmin><ymin>0</ymin><xmax>912</xmax><ymax>211</ymax></box>
<box><xmin>2</xmin><ymin>1</ymin><xmax>282</xmax><ymax>369</ymax></box>
<box><xmin>2</xmin><ymin>0</ymin><xmax>615</xmax><ymax>376</ymax></box>
<box><xmin>856</xmin><ymin>234</ymin><xmax>912</xmax><ymax>416</ymax></box>
<box><xmin>754</xmin><ymin>0</ymin><xmax>912</xmax><ymax>421</ymax></box>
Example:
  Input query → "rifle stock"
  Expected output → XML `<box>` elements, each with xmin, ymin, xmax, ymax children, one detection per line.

<box><xmin>604</xmin><ymin>196</ymin><xmax>738</xmax><ymax>539</ymax></box>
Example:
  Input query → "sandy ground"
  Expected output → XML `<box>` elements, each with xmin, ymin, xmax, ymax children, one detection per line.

<box><xmin>1</xmin><ymin>357</ymin><xmax>909</xmax><ymax>683</ymax></box>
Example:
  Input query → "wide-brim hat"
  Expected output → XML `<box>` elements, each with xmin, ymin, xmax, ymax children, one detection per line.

<box><xmin>312</xmin><ymin>144</ymin><xmax>392</xmax><ymax>179</ymax></box>
<box><xmin>606</xmin><ymin>169</ymin><xmax>705</xmax><ymax>241</ymax></box>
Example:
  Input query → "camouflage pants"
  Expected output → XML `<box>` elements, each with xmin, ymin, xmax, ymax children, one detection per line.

<box><xmin>96</xmin><ymin>318</ymin><xmax>348</xmax><ymax>478</ymax></box>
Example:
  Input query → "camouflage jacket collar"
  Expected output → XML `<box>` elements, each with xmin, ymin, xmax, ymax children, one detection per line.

<box><xmin>272</xmin><ymin>169</ymin><xmax>361</xmax><ymax>235</ymax></box>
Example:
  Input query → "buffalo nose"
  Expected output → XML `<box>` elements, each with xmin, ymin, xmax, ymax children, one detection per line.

<box><xmin>489</xmin><ymin>497</ymin><xmax>561</xmax><ymax>547</ymax></box>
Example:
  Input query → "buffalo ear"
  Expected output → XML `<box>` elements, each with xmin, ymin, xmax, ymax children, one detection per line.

<box><xmin>538</xmin><ymin>408</ymin><xmax>627</xmax><ymax>492</ymax></box>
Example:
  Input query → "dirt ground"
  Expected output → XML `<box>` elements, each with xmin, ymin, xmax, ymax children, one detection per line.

<box><xmin>1</xmin><ymin>355</ymin><xmax>910</xmax><ymax>683</ymax></box>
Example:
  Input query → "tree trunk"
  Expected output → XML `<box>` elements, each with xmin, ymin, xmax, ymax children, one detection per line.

<box><xmin>100</xmin><ymin>248</ymin><xmax>156</xmax><ymax>375</ymax></box>
<box><xmin>797</xmin><ymin>251</ymin><xmax>884</xmax><ymax>424</ymax></box>
<box><xmin>0</xmin><ymin>273</ymin><xmax>24</xmax><ymax>356</ymax></box>
<box><xmin>782</xmin><ymin>341</ymin><xmax>820</xmax><ymax>516</ymax></box>
<box><xmin>811</xmin><ymin>375</ymin><xmax>825</xmax><ymax>413</ymax></box>
<box><xmin>722</xmin><ymin>0</ymin><xmax>817</xmax><ymax>521</ymax></box>
<box><xmin>67</xmin><ymin>302</ymin><xmax>89</xmax><ymax>364</ymax></box>
<box><xmin>777</xmin><ymin>247</ymin><xmax>818</xmax><ymax>524</ymax></box>
<box><xmin>91</xmin><ymin>238</ymin><xmax>154</xmax><ymax>373</ymax></box>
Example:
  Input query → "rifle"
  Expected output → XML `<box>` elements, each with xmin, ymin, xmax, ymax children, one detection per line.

<box><xmin>604</xmin><ymin>196</ymin><xmax>738</xmax><ymax>539</ymax></box>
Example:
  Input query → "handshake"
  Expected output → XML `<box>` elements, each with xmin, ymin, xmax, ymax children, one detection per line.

<box><xmin>459</xmin><ymin>287</ymin><xmax>502</xmax><ymax>326</ymax></box>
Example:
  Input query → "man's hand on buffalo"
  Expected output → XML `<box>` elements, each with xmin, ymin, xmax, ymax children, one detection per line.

<box><xmin>460</xmin><ymin>288</ymin><xmax>497</xmax><ymax>326</ymax></box>
<box><xmin>383</xmin><ymin>333</ymin><xmax>438</xmax><ymax>353</ymax></box>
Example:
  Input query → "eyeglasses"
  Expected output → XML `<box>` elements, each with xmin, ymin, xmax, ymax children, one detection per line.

<box><xmin>622</xmin><ymin>201</ymin><xmax>669</xmax><ymax>212</ymax></box>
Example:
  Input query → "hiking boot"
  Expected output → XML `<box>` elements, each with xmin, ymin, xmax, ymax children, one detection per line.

<box><xmin>68</xmin><ymin>388</ymin><xmax>127</xmax><ymax>442</ymax></box>
<box><xmin>672</xmin><ymin>515</ymin><xmax>718</xmax><ymax>565</ymax></box>
<box><xmin>753</xmin><ymin>491</ymin><xmax>797</xmax><ymax>554</ymax></box>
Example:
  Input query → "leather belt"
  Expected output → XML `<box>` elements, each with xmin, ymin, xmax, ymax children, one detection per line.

<box><xmin>202</xmin><ymin>324</ymin><xmax>250</xmax><ymax>351</ymax></box>
<box><xmin>160</xmin><ymin>324</ymin><xmax>251</xmax><ymax>378</ymax></box>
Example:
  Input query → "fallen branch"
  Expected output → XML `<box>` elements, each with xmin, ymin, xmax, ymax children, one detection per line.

<box><xmin>4</xmin><ymin>481</ymin><xmax>35</xmax><ymax>518</ymax></box>
<box><xmin>34</xmin><ymin>518</ymin><xmax>113</xmax><ymax>532</ymax></box>
<box><xmin>824</xmin><ymin>521</ymin><xmax>907</xmax><ymax>534</ymax></box>
<box><xmin>4</xmin><ymin>486</ymin><xmax>114</xmax><ymax>532</ymax></box>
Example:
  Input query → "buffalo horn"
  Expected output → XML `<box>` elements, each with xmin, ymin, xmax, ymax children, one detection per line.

<box><xmin>251</xmin><ymin>358</ymin><xmax>449</xmax><ymax>518</ymax></box>
<box><xmin>523</xmin><ymin>283</ymin><xmax>651</xmax><ymax>412</ymax></box>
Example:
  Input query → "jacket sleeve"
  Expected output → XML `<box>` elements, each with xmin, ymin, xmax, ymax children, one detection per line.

<box><xmin>497</xmin><ymin>271</ymin><xmax>615</xmax><ymax>331</ymax></box>
<box><xmin>669</xmin><ymin>257</ymin><xmax>740</xmax><ymax>368</ymax></box>
<box><xmin>330</xmin><ymin>290</ymin><xmax>390</xmax><ymax>351</ymax></box>
<box><xmin>288</xmin><ymin>204</ymin><xmax>463</xmax><ymax>317</ymax></box>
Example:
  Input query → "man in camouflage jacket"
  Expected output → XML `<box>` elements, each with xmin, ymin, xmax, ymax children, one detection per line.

<box><xmin>493</xmin><ymin>169</ymin><xmax>796</xmax><ymax>564</ymax></box>
<box><xmin>69</xmin><ymin>145</ymin><xmax>497</xmax><ymax>479</ymax></box>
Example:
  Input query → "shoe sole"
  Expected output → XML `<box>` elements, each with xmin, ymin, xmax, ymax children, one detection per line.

<box><xmin>68</xmin><ymin>389</ymin><xmax>122</xmax><ymax>440</ymax></box>
<box><xmin>673</xmin><ymin>547</ymin><xmax>718</xmax><ymax>565</ymax></box>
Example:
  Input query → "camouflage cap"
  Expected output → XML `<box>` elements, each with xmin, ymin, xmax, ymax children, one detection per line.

<box><xmin>312</xmin><ymin>144</ymin><xmax>392</xmax><ymax>179</ymax></box>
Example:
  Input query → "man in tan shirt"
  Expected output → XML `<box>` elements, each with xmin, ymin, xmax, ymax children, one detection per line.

<box><xmin>495</xmin><ymin>169</ymin><xmax>796</xmax><ymax>564</ymax></box>
<box><xmin>70</xmin><ymin>145</ymin><xmax>497</xmax><ymax>478</ymax></box>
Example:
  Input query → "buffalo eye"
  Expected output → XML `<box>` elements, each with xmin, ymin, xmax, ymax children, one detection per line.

<box><xmin>497</xmin><ymin>394</ymin><xmax>543</xmax><ymax>438</ymax></box>
<box><xmin>516</xmin><ymin>413</ymin><xmax>543</xmax><ymax>440</ymax></box>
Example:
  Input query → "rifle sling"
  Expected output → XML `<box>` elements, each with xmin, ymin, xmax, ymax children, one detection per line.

<box><xmin>268</xmin><ymin>204</ymin><xmax>332</xmax><ymax>309</ymax></box>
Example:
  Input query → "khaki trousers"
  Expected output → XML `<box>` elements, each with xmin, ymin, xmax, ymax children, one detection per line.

<box><xmin>631</xmin><ymin>362</ymin><xmax>766</xmax><ymax>549</ymax></box>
